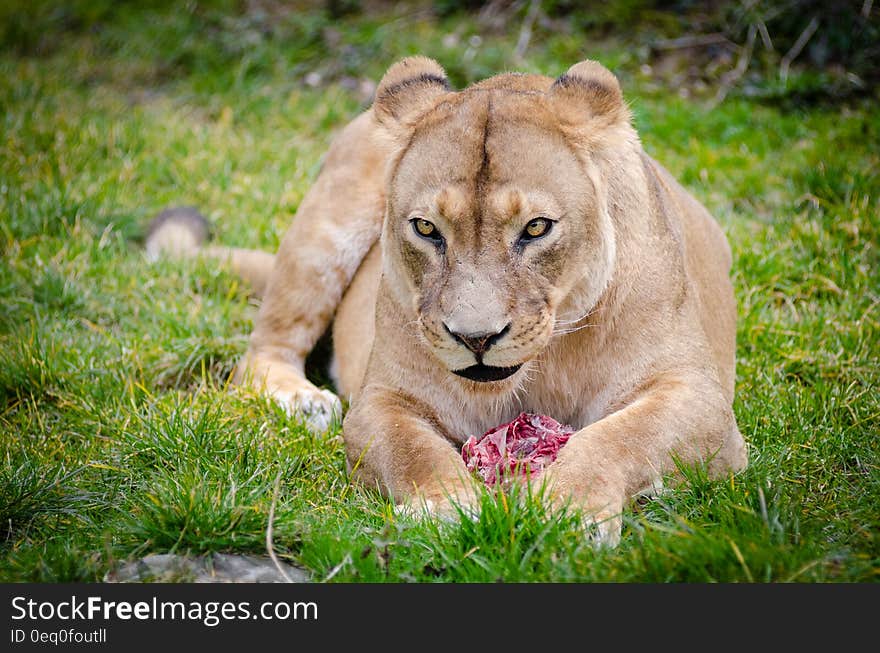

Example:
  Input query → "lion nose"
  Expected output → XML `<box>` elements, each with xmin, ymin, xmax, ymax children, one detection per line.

<box><xmin>444</xmin><ymin>323</ymin><xmax>511</xmax><ymax>357</ymax></box>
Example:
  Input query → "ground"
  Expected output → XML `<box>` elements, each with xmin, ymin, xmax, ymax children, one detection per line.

<box><xmin>1</xmin><ymin>1</ymin><xmax>878</xmax><ymax>582</ymax></box>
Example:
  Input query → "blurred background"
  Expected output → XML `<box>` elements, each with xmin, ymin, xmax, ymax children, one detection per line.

<box><xmin>2</xmin><ymin>0</ymin><xmax>877</xmax><ymax>248</ymax></box>
<box><xmin>3</xmin><ymin>0</ymin><xmax>877</xmax><ymax>104</ymax></box>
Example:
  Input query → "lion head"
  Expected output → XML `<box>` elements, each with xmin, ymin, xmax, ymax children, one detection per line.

<box><xmin>373</xmin><ymin>57</ymin><xmax>635</xmax><ymax>388</ymax></box>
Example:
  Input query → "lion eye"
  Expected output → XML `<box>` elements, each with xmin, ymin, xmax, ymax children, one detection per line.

<box><xmin>522</xmin><ymin>217</ymin><xmax>553</xmax><ymax>240</ymax></box>
<box><xmin>412</xmin><ymin>218</ymin><xmax>441</xmax><ymax>241</ymax></box>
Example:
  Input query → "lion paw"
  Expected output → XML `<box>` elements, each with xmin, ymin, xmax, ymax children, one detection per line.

<box><xmin>394</xmin><ymin>489</ymin><xmax>479</xmax><ymax>523</ymax></box>
<box><xmin>270</xmin><ymin>386</ymin><xmax>342</xmax><ymax>434</ymax></box>
<box><xmin>394</xmin><ymin>498</ymin><xmax>438</xmax><ymax>519</ymax></box>
<box><xmin>394</xmin><ymin>499</ymin><xmax>477</xmax><ymax>523</ymax></box>
<box><xmin>583</xmin><ymin>511</ymin><xmax>622</xmax><ymax>548</ymax></box>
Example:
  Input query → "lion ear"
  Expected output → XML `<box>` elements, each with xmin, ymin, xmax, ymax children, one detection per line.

<box><xmin>373</xmin><ymin>56</ymin><xmax>451</xmax><ymax>131</ymax></box>
<box><xmin>548</xmin><ymin>60</ymin><xmax>628</xmax><ymax>126</ymax></box>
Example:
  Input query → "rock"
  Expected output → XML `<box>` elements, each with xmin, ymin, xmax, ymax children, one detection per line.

<box><xmin>304</xmin><ymin>72</ymin><xmax>323</xmax><ymax>88</ymax></box>
<box><xmin>340</xmin><ymin>76</ymin><xmax>376</xmax><ymax>104</ymax></box>
<box><xmin>105</xmin><ymin>553</ymin><xmax>310</xmax><ymax>583</ymax></box>
<box><xmin>442</xmin><ymin>33</ymin><xmax>460</xmax><ymax>49</ymax></box>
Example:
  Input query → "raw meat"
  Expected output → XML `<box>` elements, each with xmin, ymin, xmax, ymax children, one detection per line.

<box><xmin>461</xmin><ymin>413</ymin><xmax>574</xmax><ymax>486</ymax></box>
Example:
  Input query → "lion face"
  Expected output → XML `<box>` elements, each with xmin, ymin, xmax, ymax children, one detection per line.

<box><xmin>380</xmin><ymin>81</ymin><xmax>619</xmax><ymax>386</ymax></box>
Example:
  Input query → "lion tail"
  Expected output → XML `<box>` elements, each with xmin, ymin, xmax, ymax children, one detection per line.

<box><xmin>144</xmin><ymin>206</ymin><xmax>276</xmax><ymax>298</ymax></box>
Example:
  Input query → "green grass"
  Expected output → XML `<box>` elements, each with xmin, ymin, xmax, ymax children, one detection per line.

<box><xmin>1</xmin><ymin>1</ymin><xmax>877</xmax><ymax>582</ymax></box>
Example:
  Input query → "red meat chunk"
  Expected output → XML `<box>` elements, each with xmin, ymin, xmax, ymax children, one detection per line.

<box><xmin>461</xmin><ymin>413</ymin><xmax>574</xmax><ymax>486</ymax></box>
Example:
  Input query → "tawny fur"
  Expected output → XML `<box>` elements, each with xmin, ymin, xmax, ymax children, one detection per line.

<box><xmin>151</xmin><ymin>58</ymin><xmax>748</xmax><ymax>544</ymax></box>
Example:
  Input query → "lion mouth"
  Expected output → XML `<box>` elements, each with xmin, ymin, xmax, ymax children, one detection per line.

<box><xmin>453</xmin><ymin>363</ymin><xmax>522</xmax><ymax>383</ymax></box>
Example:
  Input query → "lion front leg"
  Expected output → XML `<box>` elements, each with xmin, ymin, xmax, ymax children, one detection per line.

<box><xmin>343</xmin><ymin>386</ymin><xmax>479</xmax><ymax>519</ymax></box>
<box><xmin>236</xmin><ymin>112</ymin><xmax>387</xmax><ymax>432</ymax></box>
<box><xmin>238</xmin><ymin>204</ymin><xmax>370</xmax><ymax>433</ymax></box>
<box><xmin>542</xmin><ymin>373</ymin><xmax>746</xmax><ymax>546</ymax></box>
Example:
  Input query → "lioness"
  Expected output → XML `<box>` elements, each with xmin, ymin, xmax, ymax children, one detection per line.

<box><xmin>148</xmin><ymin>57</ymin><xmax>748</xmax><ymax>544</ymax></box>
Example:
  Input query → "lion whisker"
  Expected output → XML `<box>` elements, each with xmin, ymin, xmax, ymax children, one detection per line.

<box><xmin>552</xmin><ymin>322</ymin><xmax>601</xmax><ymax>337</ymax></box>
<box><xmin>555</xmin><ymin>304</ymin><xmax>604</xmax><ymax>327</ymax></box>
